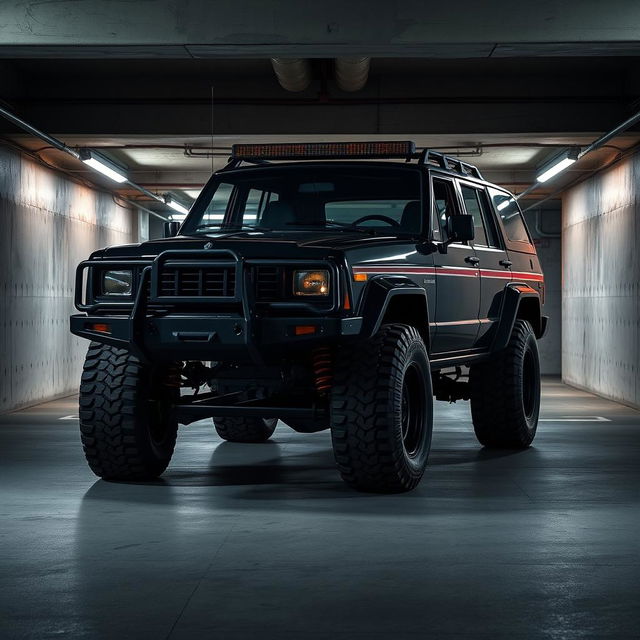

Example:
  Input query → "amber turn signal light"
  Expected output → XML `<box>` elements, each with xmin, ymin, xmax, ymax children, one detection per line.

<box><xmin>294</xmin><ymin>325</ymin><xmax>317</xmax><ymax>336</ymax></box>
<box><xmin>89</xmin><ymin>323</ymin><xmax>111</xmax><ymax>334</ymax></box>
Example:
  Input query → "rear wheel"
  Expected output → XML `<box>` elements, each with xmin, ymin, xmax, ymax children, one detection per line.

<box><xmin>469</xmin><ymin>319</ymin><xmax>541</xmax><ymax>448</ymax></box>
<box><xmin>213</xmin><ymin>417</ymin><xmax>277</xmax><ymax>443</ymax></box>
<box><xmin>79</xmin><ymin>343</ymin><xmax>179</xmax><ymax>479</ymax></box>
<box><xmin>330</xmin><ymin>324</ymin><xmax>433</xmax><ymax>493</ymax></box>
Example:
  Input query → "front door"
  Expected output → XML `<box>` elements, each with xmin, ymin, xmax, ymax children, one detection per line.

<box><xmin>430</xmin><ymin>176</ymin><xmax>481</xmax><ymax>355</ymax></box>
<box><xmin>457</xmin><ymin>181</ymin><xmax>512</xmax><ymax>348</ymax></box>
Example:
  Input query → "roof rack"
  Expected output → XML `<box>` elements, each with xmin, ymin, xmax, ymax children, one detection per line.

<box><xmin>418</xmin><ymin>149</ymin><xmax>484</xmax><ymax>180</ymax></box>
<box><xmin>221</xmin><ymin>157</ymin><xmax>270</xmax><ymax>171</ymax></box>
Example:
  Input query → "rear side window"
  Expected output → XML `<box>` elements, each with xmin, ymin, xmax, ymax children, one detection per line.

<box><xmin>488</xmin><ymin>188</ymin><xmax>531</xmax><ymax>243</ymax></box>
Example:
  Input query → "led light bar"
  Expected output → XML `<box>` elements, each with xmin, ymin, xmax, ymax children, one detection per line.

<box><xmin>536</xmin><ymin>148</ymin><xmax>580</xmax><ymax>183</ymax></box>
<box><xmin>232</xmin><ymin>141</ymin><xmax>416</xmax><ymax>161</ymax></box>
<box><xmin>79</xmin><ymin>149</ymin><xmax>128</xmax><ymax>183</ymax></box>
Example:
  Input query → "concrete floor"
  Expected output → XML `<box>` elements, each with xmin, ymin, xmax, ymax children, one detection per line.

<box><xmin>1</xmin><ymin>379</ymin><xmax>639</xmax><ymax>640</ymax></box>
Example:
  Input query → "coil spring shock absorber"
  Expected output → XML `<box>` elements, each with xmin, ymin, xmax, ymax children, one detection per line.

<box><xmin>312</xmin><ymin>346</ymin><xmax>333</xmax><ymax>394</ymax></box>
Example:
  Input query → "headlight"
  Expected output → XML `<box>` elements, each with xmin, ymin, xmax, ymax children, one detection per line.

<box><xmin>293</xmin><ymin>270</ymin><xmax>330</xmax><ymax>297</ymax></box>
<box><xmin>101</xmin><ymin>269</ymin><xmax>133</xmax><ymax>296</ymax></box>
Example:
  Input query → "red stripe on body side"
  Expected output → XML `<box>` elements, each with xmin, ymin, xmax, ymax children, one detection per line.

<box><xmin>511</xmin><ymin>271</ymin><xmax>544</xmax><ymax>282</ymax></box>
<box><xmin>353</xmin><ymin>265</ymin><xmax>543</xmax><ymax>283</ymax></box>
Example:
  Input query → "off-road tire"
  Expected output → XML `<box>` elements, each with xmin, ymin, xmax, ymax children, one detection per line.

<box><xmin>330</xmin><ymin>324</ymin><xmax>433</xmax><ymax>493</ymax></box>
<box><xmin>469</xmin><ymin>319</ymin><xmax>541</xmax><ymax>448</ymax></box>
<box><xmin>79</xmin><ymin>342</ymin><xmax>179</xmax><ymax>479</ymax></box>
<box><xmin>213</xmin><ymin>417</ymin><xmax>277</xmax><ymax>443</ymax></box>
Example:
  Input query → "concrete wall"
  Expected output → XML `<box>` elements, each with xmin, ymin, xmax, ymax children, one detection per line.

<box><xmin>562</xmin><ymin>151</ymin><xmax>640</xmax><ymax>408</ymax></box>
<box><xmin>0</xmin><ymin>146</ymin><xmax>138</xmax><ymax>413</ymax></box>
<box><xmin>524</xmin><ymin>206</ymin><xmax>561</xmax><ymax>375</ymax></box>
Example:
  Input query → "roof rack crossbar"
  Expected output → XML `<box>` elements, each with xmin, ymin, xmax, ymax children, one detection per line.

<box><xmin>221</xmin><ymin>157</ymin><xmax>272</xmax><ymax>171</ymax></box>
<box><xmin>418</xmin><ymin>149</ymin><xmax>483</xmax><ymax>180</ymax></box>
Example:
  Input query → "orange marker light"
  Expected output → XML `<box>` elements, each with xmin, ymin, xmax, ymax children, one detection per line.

<box><xmin>353</xmin><ymin>272</ymin><xmax>368</xmax><ymax>282</ymax></box>
<box><xmin>295</xmin><ymin>325</ymin><xmax>317</xmax><ymax>336</ymax></box>
<box><xmin>89</xmin><ymin>323</ymin><xmax>111</xmax><ymax>334</ymax></box>
<box><xmin>344</xmin><ymin>292</ymin><xmax>351</xmax><ymax>310</ymax></box>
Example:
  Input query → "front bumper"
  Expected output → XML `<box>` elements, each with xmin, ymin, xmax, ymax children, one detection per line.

<box><xmin>70</xmin><ymin>312</ymin><xmax>362</xmax><ymax>361</ymax></box>
<box><xmin>71</xmin><ymin>249</ymin><xmax>362</xmax><ymax>362</ymax></box>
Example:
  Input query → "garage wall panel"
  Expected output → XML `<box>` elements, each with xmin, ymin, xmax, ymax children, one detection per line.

<box><xmin>562</xmin><ymin>151</ymin><xmax>640</xmax><ymax>408</ymax></box>
<box><xmin>0</xmin><ymin>147</ymin><xmax>135</xmax><ymax>413</ymax></box>
<box><xmin>524</xmin><ymin>208</ymin><xmax>561</xmax><ymax>375</ymax></box>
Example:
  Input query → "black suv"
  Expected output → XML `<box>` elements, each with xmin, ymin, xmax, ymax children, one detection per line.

<box><xmin>71</xmin><ymin>142</ymin><xmax>547</xmax><ymax>493</ymax></box>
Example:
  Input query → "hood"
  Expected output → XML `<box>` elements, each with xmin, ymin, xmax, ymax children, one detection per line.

<box><xmin>95</xmin><ymin>229</ymin><xmax>414</xmax><ymax>260</ymax></box>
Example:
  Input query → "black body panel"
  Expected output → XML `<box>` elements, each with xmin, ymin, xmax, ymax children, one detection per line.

<box><xmin>71</xmin><ymin>157</ymin><xmax>545</xmax><ymax>380</ymax></box>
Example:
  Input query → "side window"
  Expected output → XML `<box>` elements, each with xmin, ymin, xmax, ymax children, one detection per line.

<box><xmin>460</xmin><ymin>185</ymin><xmax>501</xmax><ymax>248</ymax></box>
<box><xmin>488</xmin><ymin>187</ymin><xmax>531</xmax><ymax>244</ymax></box>
<box><xmin>432</xmin><ymin>178</ymin><xmax>459</xmax><ymax>241</ymax></box>
<box><xmin>460</xmin><ymin>185</ymin><xmax>488</xmax><ymax>246</ymax></box>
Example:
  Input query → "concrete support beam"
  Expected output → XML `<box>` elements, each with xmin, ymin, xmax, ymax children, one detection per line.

<box><xmin>0</xmin><ymin>1</ymin><xmax>639</xmax><ymax>54</ymax></box>
<box><xmin>6</xmin><ymin>101</ymin><xmax>630</xmax><ymax>137</ymax></box>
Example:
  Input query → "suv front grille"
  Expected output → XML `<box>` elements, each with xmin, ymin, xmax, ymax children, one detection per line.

<box><xmin>254</xmin><ymin>266</ymin><xmax>285</xmax><ymax>300</ymax></box>
<box><xmin>159</xmin><ymin>266</ymin><xmax>236</xmax><ymax>298</ymax></box>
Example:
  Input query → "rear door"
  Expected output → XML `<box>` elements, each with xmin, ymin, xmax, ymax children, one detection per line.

<box><xmin>430</xmin><ymin>176</ymin><xmax>481</xmax><ymax>354</ymax></box>
<box><xmin>457</xmin><ymin>181</ymin><xmax>512</xmax><ymax>348</ymax></box>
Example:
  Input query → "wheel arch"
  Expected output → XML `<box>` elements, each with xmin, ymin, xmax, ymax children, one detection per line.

<box><xmin>357</xmin><ymin>276</ymin><xmax>430</xmax><ymax>349</ymax></box>
<box><xmin>492</xmin><ymin>283</ymin><xmax>546</xmax><ymax>352</ymax></box>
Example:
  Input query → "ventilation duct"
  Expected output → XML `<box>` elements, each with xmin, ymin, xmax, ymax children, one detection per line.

<box><xmin>270</xmin><ymin>58</ymin><xmax>312</xmax><ymax>92</ymax></box>
<box><xmin>335</xmin><ymin>57</ymin><xmax>370</xmax><ymax>92</ymax></box>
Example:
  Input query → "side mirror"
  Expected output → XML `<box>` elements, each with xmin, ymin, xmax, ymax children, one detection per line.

<box><xmin>447</xmin><ymin>215</ymin><xmax>475</xmax><ymax>242</ymax></box>
<box><xmin>438</xmin><ymin>215</ymin><xmax>474</xmax><ymax>253</ymax></box>
<box><xmin>164</xmin><ymin>221</ymin><xmax>181</xmax><ymax>238</ymax></box>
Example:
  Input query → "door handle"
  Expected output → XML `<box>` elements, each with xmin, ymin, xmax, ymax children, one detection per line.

<box><xmin>499</xmin><ymin>259</ymin><xmax>512</xmax><ymax>268</ymax></box>
<box><xmin>465</xmin><ymin>256</ymin><xmax>480</xmax><ymax>265</ymax></box>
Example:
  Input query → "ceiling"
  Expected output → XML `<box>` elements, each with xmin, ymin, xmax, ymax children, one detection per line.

<box><xmin>1</xmin><ymin>54</ymin><xmax>639</xmax><ymax>218</ymax></box>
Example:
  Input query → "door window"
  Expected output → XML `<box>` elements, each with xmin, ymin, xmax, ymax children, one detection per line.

<box><xmin>460</xmin><ymin>185</ymin><xmax>500</xmax><ymax>248</ymax></box>
<box><xmin>432</xmin><ymin>178</ymin><xmax>459</xmax><ymax>241</ymax></box>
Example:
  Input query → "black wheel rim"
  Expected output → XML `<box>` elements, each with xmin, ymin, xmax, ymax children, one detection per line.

<box><xmin>522</xmin><ymin>347</ymin><xmax>537</xmax><ymax>420</ymax></box>
<box><xmin>401</xmin><ymin>363</ymin><xmax>426</xmax><ymax>457</ymax></box>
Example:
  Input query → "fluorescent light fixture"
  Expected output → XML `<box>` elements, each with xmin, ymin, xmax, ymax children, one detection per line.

<box><xmin>536</xmin><ymin>148</ymin><xmax>580</xmax><ymax>183</ymax></box>
<box><xmin>169</xmin><ymin>213</ymin><xmax>186</xmax><ymax>222</ymax></box>
<box><xmin>164</xmin><ymin>194</ymin><xmax>190</xmax><ymax>215</ymax></box>
<box><xmin>79</xmin><ymin>149</ymin><xmax>128</xmax><ymax>183</ymax></box>
<box><xmin>497</xmin><ymin>197</ymin><xmax>514</xmax><ymax>212</ymax></box>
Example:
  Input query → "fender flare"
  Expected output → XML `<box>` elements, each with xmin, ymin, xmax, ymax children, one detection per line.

<box><xmin>357</xmin><ymin>275</ymin><xmax>430</xmax><ymax>343</ymax></box>
<box><xmin>492</xmin><ymin>283</ymin><xmax>546</xmax><ymax>351</ymax></box>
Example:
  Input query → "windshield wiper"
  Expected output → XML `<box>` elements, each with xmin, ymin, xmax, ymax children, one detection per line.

<box><xmin>287</xmin><ymin>221</ymin><xmax>386</xmax><ymax>236</ymax></box>
<box><xmin>194</xmin><ymin>224</ymin><xmax>262</xmax><ymax>232</ymax></box>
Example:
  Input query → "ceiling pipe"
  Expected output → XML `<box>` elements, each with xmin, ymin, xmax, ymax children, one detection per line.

<box><xmin>577</xmin><ymin>109</ymin><xmax>640</xmax><ymax>158</ymax></box>
<box><xmin>517</xmin><ymin>106</ymin><xmax>640</xmax><ymax>202</ymax></box>
<box><xmin>335</xmin><ymin>57</ymin><xmax>370</xmax><ymax>92</ymax></box>
<box><xmin>0</xmin><ymin>104</ymin><xmax>80</xmax><ymax>159</ymax></box>
<box><xmin>270</xmin><ymin>58</ymin><xmax>312</xmax><ymax>92</ymax></box>
<box><xmin>0</xmin><ymin>103</ymin><xmax>170</xmax><ymax>209</ymax></box>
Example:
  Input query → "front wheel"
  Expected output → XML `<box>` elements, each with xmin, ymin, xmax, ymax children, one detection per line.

<box><xmin>79</xmin><ymin>343</ymin><xmax>179</xmax><ymax>480</ymax></box>
<box><xmin>469</xmin><ymin>319</ymin><xmax>541</xmax><ymax>448</ymax></box>
<box><xmin>330</xmin><ymin>324</ymin><xmax>433</xmax><ymax>493</ymax></box>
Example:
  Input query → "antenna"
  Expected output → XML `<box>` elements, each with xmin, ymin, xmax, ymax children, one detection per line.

<box><xmin>210</xmin><ymin>85</ymin><xmax>214</xmax><ymax>173</ymax></box>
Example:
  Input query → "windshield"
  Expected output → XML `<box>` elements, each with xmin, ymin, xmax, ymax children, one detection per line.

<box><xmin>181</xmin><ymin>166</ymin><xmax>423</xmax><ymax>235</ymax></box>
